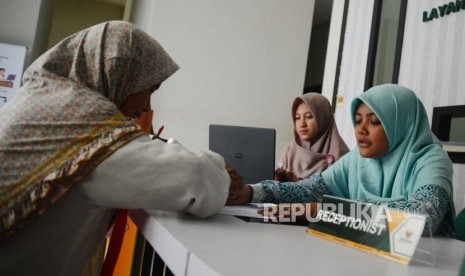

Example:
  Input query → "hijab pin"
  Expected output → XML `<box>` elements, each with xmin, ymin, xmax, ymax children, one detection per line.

<box><xmin>151</xmin><ymin>125</ymin><xmax>168</xmax><ymax>142</ymax></box>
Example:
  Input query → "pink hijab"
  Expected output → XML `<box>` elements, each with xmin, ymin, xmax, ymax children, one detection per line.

<box><xmin>280</xmin><ymin>93</ymin><xmax>349</xmax><ymax>178</ymax></box>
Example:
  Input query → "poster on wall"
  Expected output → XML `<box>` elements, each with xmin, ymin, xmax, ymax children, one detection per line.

<box><xmin>0</xmin><ymin>42</ymin><xmax>27</xmax><ymax>108</ymax></box>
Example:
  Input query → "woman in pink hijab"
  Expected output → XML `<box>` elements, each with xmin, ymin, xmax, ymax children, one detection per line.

<box><xmin>275</xmin><ymin>93</ymin><xmax>349</xmax><ymax>182</ymax></box>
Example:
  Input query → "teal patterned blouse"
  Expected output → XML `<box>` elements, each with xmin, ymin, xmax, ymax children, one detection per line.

<box><xmin>250</xmin><ymin>173</ymin><xmax>454</xmax><ymax>236</ymax></box>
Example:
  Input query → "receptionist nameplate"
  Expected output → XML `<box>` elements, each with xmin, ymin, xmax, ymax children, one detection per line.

<box><xmin>307</xmin><ymin>195</ymin><xmax>426</xmax><ymax>264</ymax></box>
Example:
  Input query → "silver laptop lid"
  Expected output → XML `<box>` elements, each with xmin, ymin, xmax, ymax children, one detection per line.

<box><xmin>209</xmin><ymin>124</ymin><xmax>276</xmax><ymax>184</ymax></box>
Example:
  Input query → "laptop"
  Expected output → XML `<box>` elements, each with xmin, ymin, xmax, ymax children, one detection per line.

<box><xmin>209</xmin><ymin>124</ymin><xmax>276</xmax><ymax>184</ymax></box>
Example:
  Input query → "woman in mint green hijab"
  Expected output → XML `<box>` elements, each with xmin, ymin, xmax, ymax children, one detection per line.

<box><xmin>227</xmin><ymin>84</ymin><xmax>454</xmax><ymax>236</ymax></box>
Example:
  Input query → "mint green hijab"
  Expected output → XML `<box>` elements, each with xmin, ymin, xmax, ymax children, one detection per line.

<box><xmin>321</xmin><ymin>84</ymin><xmax>453</xmax><ymax>203</ymax></box>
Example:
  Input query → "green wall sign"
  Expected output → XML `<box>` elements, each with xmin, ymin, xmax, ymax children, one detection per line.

<box><xmin>423</xmin><ymin>1</ymin><xmax>465</xmax><ymax>22</ymax></box>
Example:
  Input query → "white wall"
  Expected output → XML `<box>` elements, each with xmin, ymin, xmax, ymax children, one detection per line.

<box><xmin>399</xmin><ymin>0</ymin><xmax>465</xmax><ymax>120</ymax></box>
<box><xmin>333</xmin><ymin>0</ymin><xmax>374</xmax><ymax>149</ymax></box>
<box><xmin>0</xmin><ymin>0</ymin><xmax>54</xmax><ymax>68</ymax></box>
<box><xmin>129</xmin><ymin>0</ymin><xmax>155</xmax><ymax>32</ymax></box>
<box><xmin>398</xmin><ymin>0</ymin><xmax>465</xmax><ymax>213</ymax></box>
<box><xmin>321</xmin><ymin>0</ymin><xmax>346</xmax><ymax>102</ymax></box>
<box><xmin>143</xmin><ymin>0</ymin><xmax>315</xmax><ymax>162</ymax></box>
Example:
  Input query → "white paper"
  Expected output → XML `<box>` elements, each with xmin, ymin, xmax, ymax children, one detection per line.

<box><xmin>219</xmin><ymin>203</ymin><xmax>277</xmax><ymax>219</ymax></box>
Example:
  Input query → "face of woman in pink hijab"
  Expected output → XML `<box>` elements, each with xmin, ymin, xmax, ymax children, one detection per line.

<box><xmin>294</xmin><ymin>102</ymin><xmax>317</xmax><ymax>141</ymax></box>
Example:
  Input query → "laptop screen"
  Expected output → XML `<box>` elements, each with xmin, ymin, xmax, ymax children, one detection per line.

<box><xmin>209</xmin><ymin>124</ymin><xmax>276</xmax><ymax>184</ymax></box>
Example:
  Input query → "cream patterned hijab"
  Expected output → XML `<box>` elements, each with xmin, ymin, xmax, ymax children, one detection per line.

<box><xmin>0</xmin><ymin>21</ymin><xmax>179</xmax><ymax>239</ymax></box>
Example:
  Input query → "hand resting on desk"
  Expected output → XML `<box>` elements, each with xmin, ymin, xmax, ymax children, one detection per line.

<box><xmin>226</xmin><ymin>165</ymin><xmax>318</xmax><ymax>223</ymax></box>
<box><xmin>274</xmin><ymin>168</ymin><xmax>303</xmax><ymax>182</ymax></box>
<box><xmin>226</xmin><ymin>165</ymin><xmax>253</xmax><ymax>205</ymax></box>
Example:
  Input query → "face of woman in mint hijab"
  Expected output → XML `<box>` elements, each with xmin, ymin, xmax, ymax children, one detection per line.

<box><xmin>354</xmin><ymin>103</ymin><xmax>389</xmax><ymax>158</ymax></box>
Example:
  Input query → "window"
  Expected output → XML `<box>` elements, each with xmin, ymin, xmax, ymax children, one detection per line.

<box><xmin>365</xmin><ymin>0</ymin><xmax>407</xmax><ymax>89</ymax></box>
<box><xmin>432</xmin><ymin>105</ymin><xmax>465</xmax><ymax>163</ymax></box>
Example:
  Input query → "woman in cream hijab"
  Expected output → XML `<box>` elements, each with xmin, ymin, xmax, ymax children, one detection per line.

<box><xmin>0</xmin><ymin>21</ymin><xmax>230</xmax><ymax>275</ymax></box>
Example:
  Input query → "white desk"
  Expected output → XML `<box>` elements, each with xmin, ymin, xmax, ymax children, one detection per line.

<box><xmin>130</xmin><ymin>210</ymin><xmax>465</xmax><ymax>276</ymax></box>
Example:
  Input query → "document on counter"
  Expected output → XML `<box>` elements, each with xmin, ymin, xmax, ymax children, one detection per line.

<box><xmin>219</xmin><ymin>203</ymin><xmax>277</xmax><ymax>219</ymax></box>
